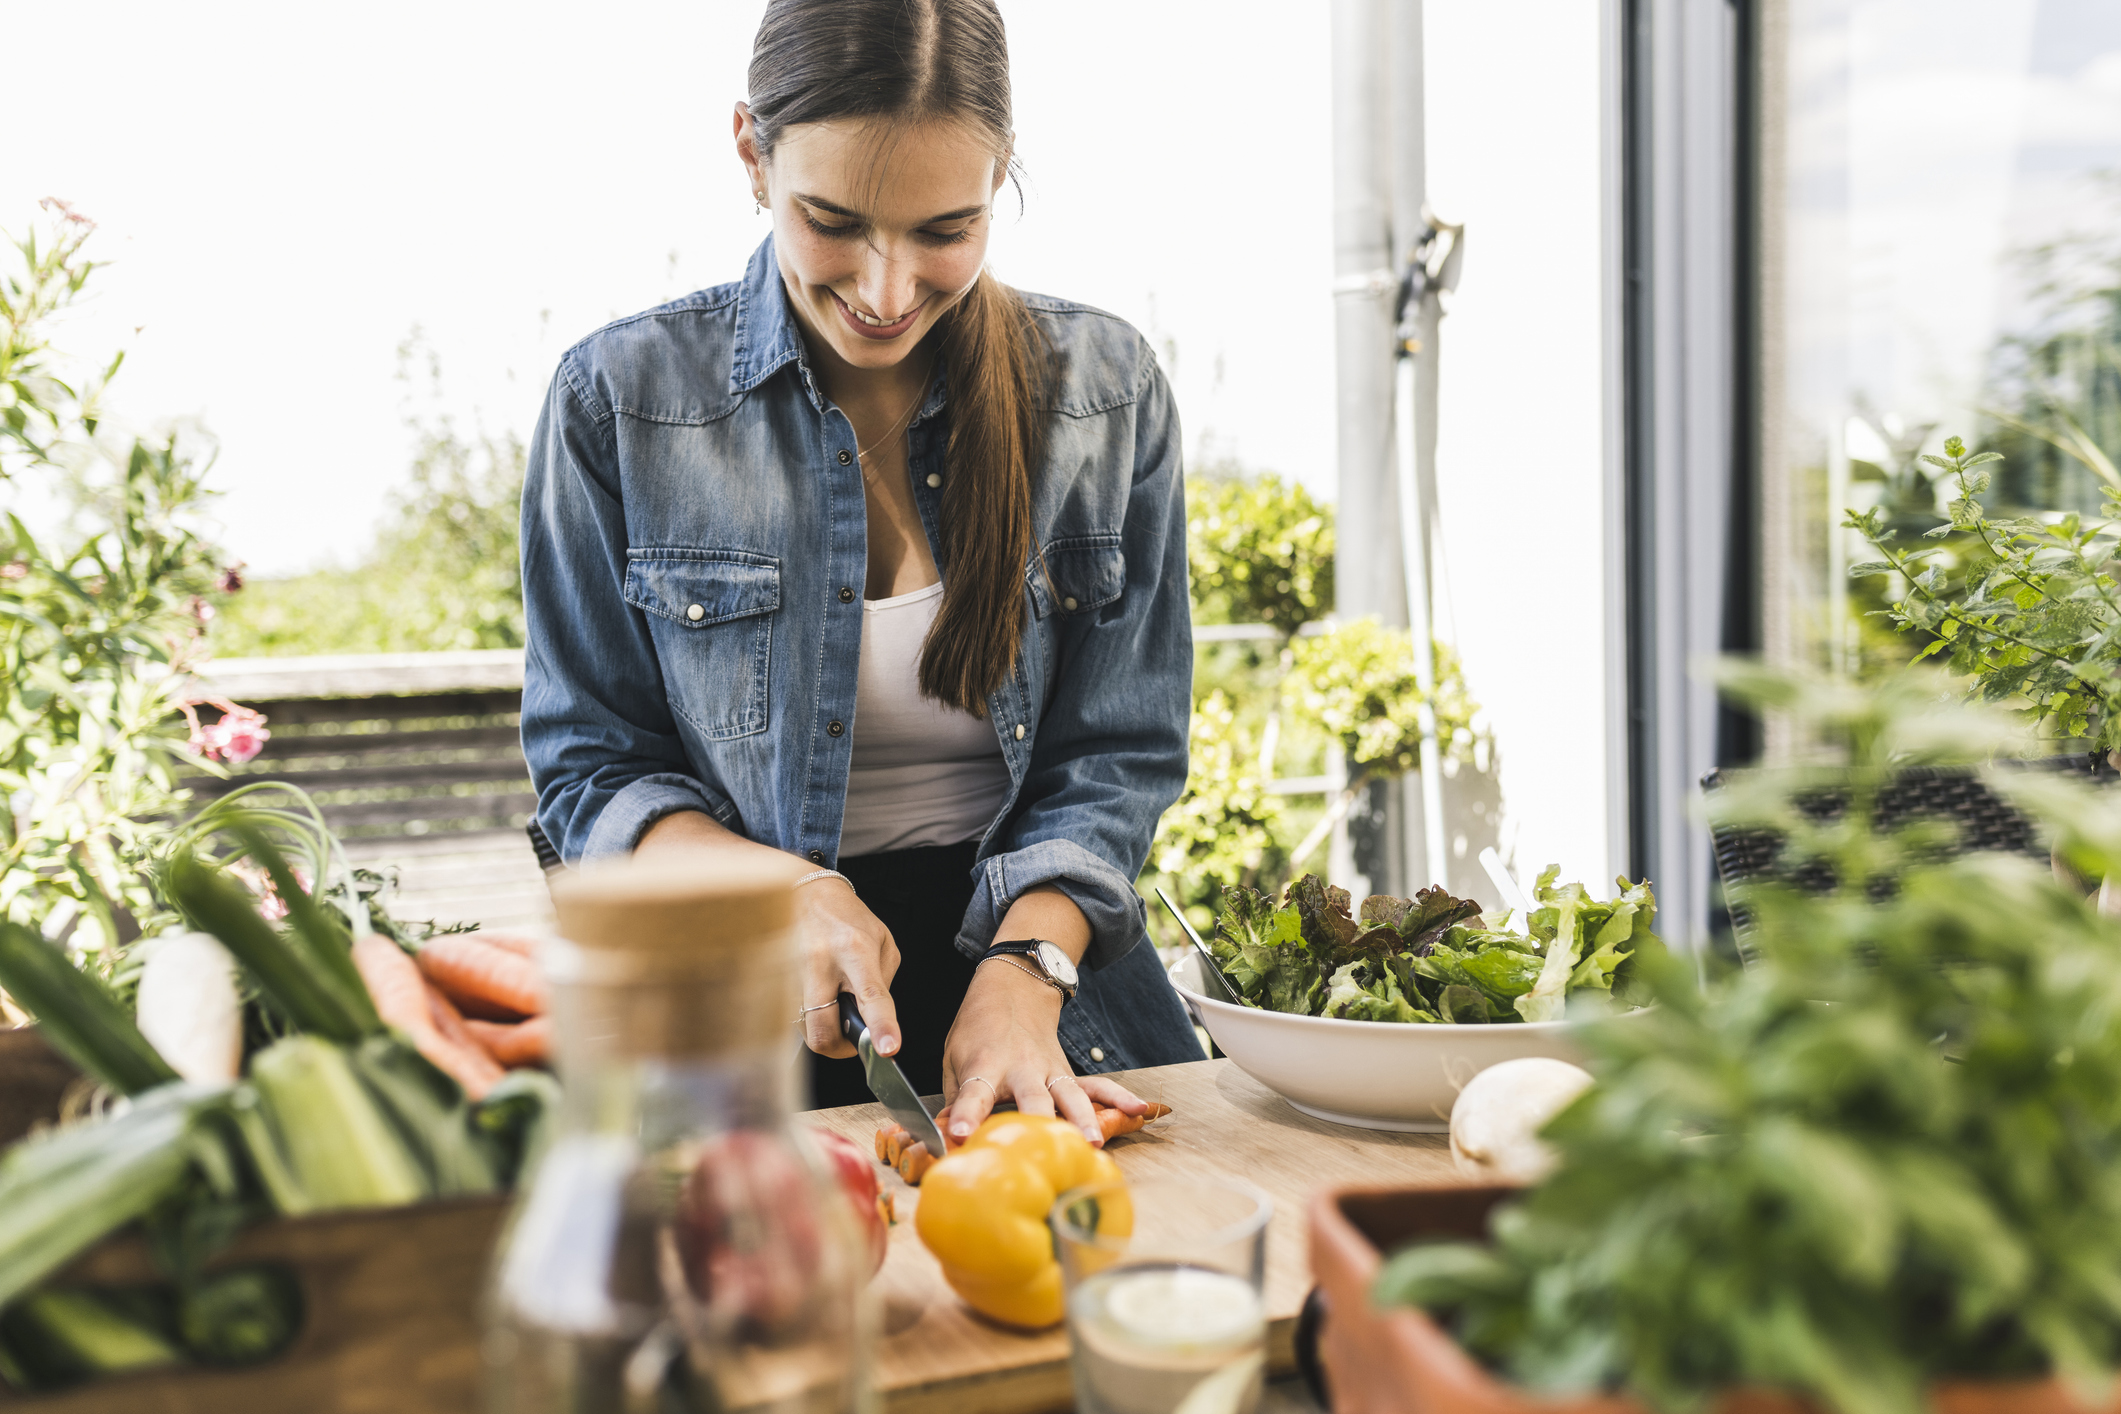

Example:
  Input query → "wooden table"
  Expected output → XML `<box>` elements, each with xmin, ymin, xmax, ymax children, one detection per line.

<box><xmin>804</xmin><ymin>1057</ymin><xmax>1460</xmax><ymax>1414</ymax></box>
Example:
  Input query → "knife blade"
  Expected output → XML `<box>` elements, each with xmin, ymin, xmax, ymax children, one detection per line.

<box><xmin>1155</xmin><ymin>887</ymin><xmax>1247</xmax><ymax>1006</ymax></box>
<box><xmin>837</xmin><ymin>992</ymin><xmax>948</xmax><ymax>1156</ymax></box>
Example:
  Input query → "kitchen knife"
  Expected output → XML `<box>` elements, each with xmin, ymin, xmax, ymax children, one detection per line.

<box><xmin>837</xmin><ymin>992</ymin><xmax>948</xmax><ymax>1156</ymax></box>
<box><xmin>1155</xmin><ymin>887</ymin><xmax>1247</xmax><ymax>1006</ymax></box>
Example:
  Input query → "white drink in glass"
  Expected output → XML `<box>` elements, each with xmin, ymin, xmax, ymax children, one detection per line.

<box><xmin>1065</xmin><ymin>1263</ymin><xmax>1265</xmax><ymax>1414</ymax></box>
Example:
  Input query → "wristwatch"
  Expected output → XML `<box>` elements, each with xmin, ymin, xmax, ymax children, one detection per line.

<box><xmin>981</xmin><ymin>939</ymin><xmax>1080</xmax><ymax>1000</ymax></box>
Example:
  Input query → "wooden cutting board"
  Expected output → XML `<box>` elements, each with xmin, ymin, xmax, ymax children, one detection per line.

<box><xmin>804</xmin><ymin>1056</ymin><xmax>1461</xmax><ymax>1414</ymax></box>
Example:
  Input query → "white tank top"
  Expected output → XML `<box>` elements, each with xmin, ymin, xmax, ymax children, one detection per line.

<box><xmin>838</xmin><ymin>581</ymin><xmax>1012</xmax><ymax>857</ymax></box>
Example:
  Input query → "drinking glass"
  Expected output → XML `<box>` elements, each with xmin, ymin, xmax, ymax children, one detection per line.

<box><xmin>1051</xmin><ymin>1176</ymin><xmax>1273</xmax><ymax>1414</ymax></box>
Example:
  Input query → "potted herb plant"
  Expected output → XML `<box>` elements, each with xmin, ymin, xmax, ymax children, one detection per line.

<box><xmin>1312</xmin><ymin>669</ymin><xmax>2121</xmax><ymax>1414</ymax></box>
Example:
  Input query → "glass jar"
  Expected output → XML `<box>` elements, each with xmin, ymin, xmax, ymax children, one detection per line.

<box><xmin>485</xmin><ymin>858</ymin><xmax>874</xmax><ymax>1414</ymax></box>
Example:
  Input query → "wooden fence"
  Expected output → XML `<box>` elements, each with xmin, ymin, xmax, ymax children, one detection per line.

<box><xmin>185</xmin><ymin>651</ymin><xmax>551</xmax><ymax>933</ymax></box>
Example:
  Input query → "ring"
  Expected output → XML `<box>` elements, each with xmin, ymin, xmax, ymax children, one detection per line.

<box><xmin>795</xmin><ymin>1000</ymin><xmax>838</xmax><ymax>1022</ymax></box>
<box><xmin>959</xmin><ymin>1076</ymin><xmax>996</xmax><ymax>1097</ymax></box>
<box><xmin>1045</xmin><ymin>1074</ymin><xmax>1073</xmax><ymax>1089</ymax></box>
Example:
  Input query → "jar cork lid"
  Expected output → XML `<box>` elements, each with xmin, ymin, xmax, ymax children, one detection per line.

<box><xmin>547</xmin><ymin>857</ymin><xmax>800</xmax><ymax>1057</ymax></box>
<box><xmin>551</xmin><ymin>855</ymin><xmax>796</xmax><ymax>961</ymax></box>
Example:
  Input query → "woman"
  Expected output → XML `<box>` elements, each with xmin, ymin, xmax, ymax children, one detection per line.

<box><xmin>519</xmin><ymin>0</ymin><xmax>1200</xmax><ymax>1146</ymax></box>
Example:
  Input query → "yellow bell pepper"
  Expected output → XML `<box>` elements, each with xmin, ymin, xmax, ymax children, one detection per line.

<box><xmin>913</xmin><ymin>1112</ymin><xmax>1132</xmax><ymax>1328</ymax></box>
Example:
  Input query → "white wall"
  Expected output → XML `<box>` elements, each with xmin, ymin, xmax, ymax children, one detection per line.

<box><xmin>1423</xmin><ymin>0</ymin><xmax>1618</xmax><ymax>891</ymax></box>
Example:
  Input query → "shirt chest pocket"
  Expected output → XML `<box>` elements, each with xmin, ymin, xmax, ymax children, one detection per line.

<box><xmin>623</xmin><ymin>550</ymin><xmax>780</xmax><ymax>741</ymax></box>
<box><xmin>1029</xmin><ymin>533</ymin><xmax>1126</xmax><ymax>621</ymax></box>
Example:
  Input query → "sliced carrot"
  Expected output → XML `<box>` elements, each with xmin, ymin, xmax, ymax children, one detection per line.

<box><xmin>896</xmin><ymin>1142</ymin><xmax>935</xmax><ymax>1185</ymax></box>
<box><xmin>464</xmin><ymin>1015</ymin><xmax>552</xmax><ymax>1068</ymax></box>
<box><xmin>416</xmin><ymin>935</ymin><xmax>545</xmax><ymax>1019</ymax></box>
<box><xmin>868</xmin><ymin>1101</ymin><xmax>1173</xmax><ymax>1186</ymax></box>
<box><xmin>351</xmin><ymin>935</ymin><xmax>504</xmax><ymax>1099</ymax></box>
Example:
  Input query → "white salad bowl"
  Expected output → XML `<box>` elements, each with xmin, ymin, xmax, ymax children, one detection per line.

<box><xmin>1166</xmin><ymin>950</ymin><xmax>1588</xmax><ymax>1132</ymax></box>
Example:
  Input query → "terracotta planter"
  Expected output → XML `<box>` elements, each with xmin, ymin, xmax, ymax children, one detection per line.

<box><xmin>1306</xmin><ymin>1181</ymin><xmax>2119</xmax><ymax>1414</ymax></box>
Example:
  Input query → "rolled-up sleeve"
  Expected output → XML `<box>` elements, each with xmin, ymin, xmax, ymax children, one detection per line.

<box><xmin>955</xmin><ymin>351</ymin><xmax>1192</xmax><ymax>971</ymax></box>
<box><xmin>520</xmin><ymin>361</ymin><xmax>731</xmax><ymax>862</ymax></box>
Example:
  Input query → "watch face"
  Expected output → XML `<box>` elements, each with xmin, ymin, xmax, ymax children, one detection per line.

<box><xmin>1035</xmin><ymin>940</ymin><xmax>1079</xmax><ymax>987</ymax></box>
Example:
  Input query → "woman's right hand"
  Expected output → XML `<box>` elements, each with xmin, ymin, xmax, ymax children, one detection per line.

<box><xmin>796</xmin><ymin>877</ymin><xmax>903</xmax><ymax>1060</ymax></box>
<box><xmin>634</xmin><ymin>811</ymin><xmax>901</xmax><ymax>1060</ymax></box>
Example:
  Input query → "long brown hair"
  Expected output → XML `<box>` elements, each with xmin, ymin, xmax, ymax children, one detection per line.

<box><xmin>748</xmin><ymin>0</ymin><xmax>1046</xmax><ymax>716</ymax></box>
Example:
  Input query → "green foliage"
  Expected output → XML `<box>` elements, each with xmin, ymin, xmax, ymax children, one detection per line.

<box><xmin>1283</xmin><ymin>618</ymin><xmax>1473</xmax><ymax>776</ymax></box>
<box><xmin>1374</xmin><ymin>667</ymin><xmax>2121</xmax><ymax>1414</ymax></box>
<box><xmin>0</xmin><ymin>206</ymin><xmax>235</xmax><ymax>950</ymax></box>
<box><xmin>1185</xmin><ymin>466</ymin><xmax>1333</xmax><ymax>630</ymax></box>
<box><xmin>212</xmin><ymin>408</ymin><xmax>524</xmax><ymax>657</ymax></box>
<box><xmin>1204</xmin><ymin>868</ymin><xmax>1658</xmax><ymax>1025</ymax></box>
<box><xmin>1850</xmin><ymin>436</ymin><xmax>2121</xmax><ymax>752</ymax></box>
<box><xmin>1149</xmin><ymin>690</ymin><xmax>1285</xmax><ymax>900</ymax></box>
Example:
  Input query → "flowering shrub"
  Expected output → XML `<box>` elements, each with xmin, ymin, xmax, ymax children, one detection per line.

<box><xmin>0</xmin><ymin>203</ymin><xmax>249</xmax><ymax>955</ymax></box>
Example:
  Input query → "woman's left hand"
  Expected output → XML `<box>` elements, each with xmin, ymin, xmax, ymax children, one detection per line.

<box><xmin>937</xmin><ymin>885</ymin><xmax>1149</xmax><ymax>1147</ymax></box>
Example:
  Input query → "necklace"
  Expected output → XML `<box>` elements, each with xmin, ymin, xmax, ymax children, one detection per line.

<box><xmin>855</xmin><ymin>358</ymin><xmax>939</xmax><ymax>469</ymax></box>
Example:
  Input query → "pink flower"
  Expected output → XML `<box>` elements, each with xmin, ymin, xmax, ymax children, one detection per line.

<box><xmin>204</xmin><ymin>706</ymin><xmax>270</xmax><ymax>764</ymax></box>
<box><xmin>216</xmin><ymin>565</ymin><xmax>245</xmax><ymax>594</ymax></box>
<box><xmin>0</xmin><ymin>562</ymin><xmax>26</xmax><ymax>580</ymax></box>
<box><xmin>188</xmin><ymin>595</ymin><xmax>216</xmax><ymax>625</ymax></box>
<box><xmin>181</xmin><ymin>699</ymin><xmax>271</xmax><ymax>765</ymax></box>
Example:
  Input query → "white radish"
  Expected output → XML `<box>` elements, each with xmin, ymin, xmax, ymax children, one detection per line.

<box><xmin>135</xmin><ymin>931</ymin><xmax>243</xmax><ymax>1084</ymax></box>
<box><xmin>1449</xmin><ymin>1057</ymin><xmax>1594</xmax><ymax>1184</ymax></box>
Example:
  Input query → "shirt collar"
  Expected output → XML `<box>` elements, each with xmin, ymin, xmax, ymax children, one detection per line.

<box><xmin>729</xmin><ymin>235</ymin><xmax>809</xmax><ymax>400</ymax></box>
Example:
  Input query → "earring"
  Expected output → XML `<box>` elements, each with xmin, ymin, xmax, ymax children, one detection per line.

<box><xmin>754</xmin><ymin>191</ymin><xmax>767</xmax><ymax>214</ymax></box>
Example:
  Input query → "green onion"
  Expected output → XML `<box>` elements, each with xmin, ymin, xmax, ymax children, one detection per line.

<box><xmin>2</xmin><ymin>1288</ymin><xmax>182</xmax><ymax>1383</ymax></box>
<box><xmin>163</xmin><ymin>850</ymin><xmax>371</xmax><ymax>1045</ymax></box>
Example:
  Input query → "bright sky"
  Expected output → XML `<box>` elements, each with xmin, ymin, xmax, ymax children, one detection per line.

<box><xmin>4</xmin><ymin>2</ymin><xmax>1333</xmax><ymax>576</ymax></box>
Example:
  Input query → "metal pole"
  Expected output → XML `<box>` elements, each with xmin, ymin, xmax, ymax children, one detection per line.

<box><xmin>1330</xmin><ymin>0</ymin><xmax>1406</xmax><ymax>897</ymax></box>
<box><xmin>1387</xmin><ymin>0</ymin><xmax>1453</xmax><ymax>893</ymax></box>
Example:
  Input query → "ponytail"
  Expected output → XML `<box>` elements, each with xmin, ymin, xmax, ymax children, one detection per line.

<box><xmin>921</xmin><ymin>270</ymin><xmax>1047</xmax><ymax>714</ymax></box>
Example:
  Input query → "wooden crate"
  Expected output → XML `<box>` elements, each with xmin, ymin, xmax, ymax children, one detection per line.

<box><xmin>0</xmin><ymin>1196</ymin><xmax>512</xmax><ymax>1414</ymax></box>
<box><xmin>0</xmin><ymin>1029</ymin><xmax>78</xmax><ymax>1149</ymax></box>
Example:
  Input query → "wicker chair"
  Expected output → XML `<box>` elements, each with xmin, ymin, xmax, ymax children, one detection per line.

<box><xmin>1702</xmin><ymin>754</ymin><xmax>2117</xmax><ymax>964</ymax></box>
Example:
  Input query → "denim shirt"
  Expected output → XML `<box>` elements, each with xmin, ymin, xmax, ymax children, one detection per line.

<box><xmin>519</xmin><ymin>237</ymin><xmax>1193</xmax><ymax>994</ymax></box>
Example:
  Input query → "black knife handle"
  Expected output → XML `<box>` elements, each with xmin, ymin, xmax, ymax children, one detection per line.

<box><xmin>837</xmin><ymin>991</ymin><xmax>864</xmax><ymax>1047</ymax></box>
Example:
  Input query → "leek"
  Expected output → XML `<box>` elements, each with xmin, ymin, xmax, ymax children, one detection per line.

<box><xmin>348</xmin><ymin>1035</ymin><xmax>498</xmax><ymax>1195</ymax></box>
<box><xmin>3</xmin><ymin>1289</ymin><xmax>182</xmax><ymax>1382</ymax></box>
<box><xmin>0</xmin><ymin>922</ymin><xmax>178</xmax><ymax>1095</ymax></box>
<box><xmin>247</xmin><ymin>1037</ymin><xmax>426</xmax><ymax>1211</ymax></box>
<box><xmin>133</xmin><ymin>931</ymin><xmax>243</xmax><ymax>1085</ymax></box>
<box><xmin>0</xmin><ymin>1084</ymin><xmax>227</xmax><ymax>1309</ymax></box>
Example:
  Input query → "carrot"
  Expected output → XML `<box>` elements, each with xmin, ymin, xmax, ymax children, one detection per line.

<box><xmin>351</xmin><ymin>935</ymin><xmax>504</xmax><ymax>1099</ymax></box>
<box><xmin>416</xmin><ymin>935</ymin><xmax>545</xmax><ymax>1019</ymax></box>
<box><xmin>870</xmin><ymin>1101</ymin><xmax>1173</xmax><ymax>1185</ymax></box>
<box><xmin>464</xmin><ymin>1015</ymin><xmax>552</xmax><ymax>1068</ymax></box>
<box><xmin>1099</xmin><ymin>1102</ymin><xmax>1172</xmax><ymax>1142</ymax></box>
<box><xmin>897</xmin><ymin>1142</ymin><xmax>936</xmax><ymax>1185</ymax></box>
<box><xmin>469</xmin><ymin>931</ymin><xmax>540</xmax><ymax>960</ymax></box>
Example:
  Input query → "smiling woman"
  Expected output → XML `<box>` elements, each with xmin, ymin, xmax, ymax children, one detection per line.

<box><xmin>519</xmin><ymin>0</ymin><xmax>1203</xmax><ymax>1141</ymax></box>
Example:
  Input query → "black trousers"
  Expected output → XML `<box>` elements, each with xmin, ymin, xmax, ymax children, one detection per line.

<box><xmin>807</xmin><ymin>840</ymin><xmax>984</xmax><ymax>1109</ymax></box>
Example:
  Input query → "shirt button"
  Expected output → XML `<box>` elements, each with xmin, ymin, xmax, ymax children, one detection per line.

<box><xmin>809</xmin><ymin>849</ymin><xmax>825</xmax><ymax>864</ymax></box>
<box><xmin>828</xmin><ymin>720</ymin><xmax>845</xmax><ymax>737</ymax></box>
<box><xmin>1014</xmin><ymin>723</ymin><xmax>1025</xmax><ymax>740</ymax></box>
<box><xmin>1090</xmin><ymin>1047</ymin><xmax>1105</xmax><ymax>1063</ymax></box>
<box><xmin>837</xmin><ymin>449</ymin><xmax>852</xmax><ymax>465</ymax></box>
<box><xmin>838</xmin><ymin>586</ymin><xmax>855</xmax><ymax>603</ymax></box>
<box><xmin>1063</xmin><ymin>596</ymin><xmax>1079</xmax><ymax>612</ymax></box>
<box><xmin>686</xmin><ymin>604</ymin><xmax>705</xmax><ymax>622</ymax></box>
<box><xmin>926</xmin><ymin>473</ymin><xmax>942</xmax><ymax>488</ymax></box>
